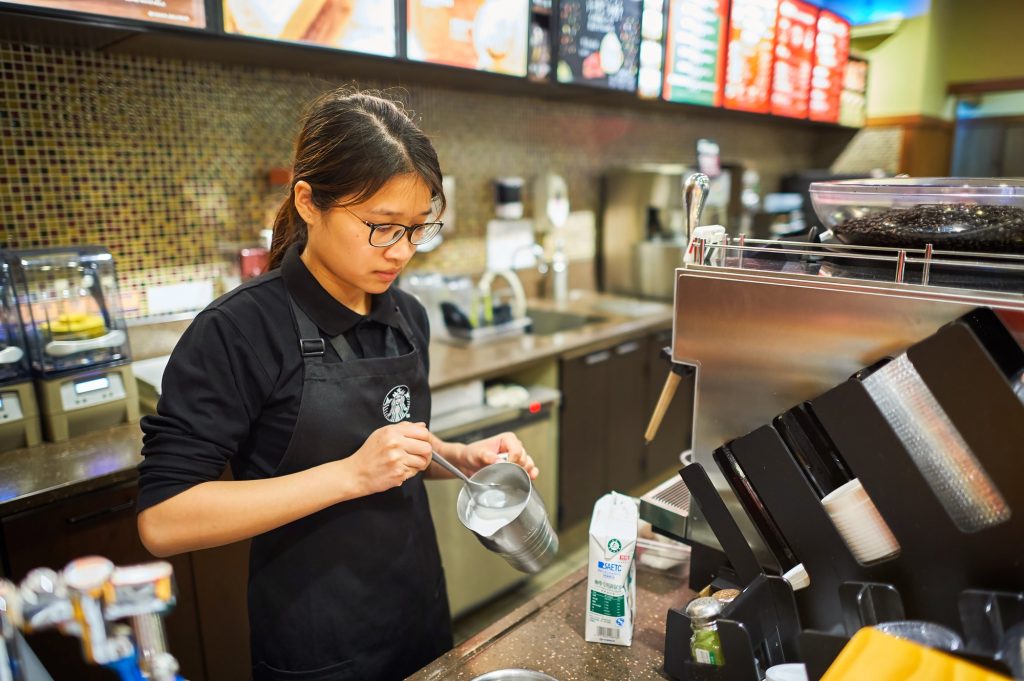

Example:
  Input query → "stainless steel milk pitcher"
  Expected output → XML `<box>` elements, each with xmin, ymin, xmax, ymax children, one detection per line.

<box><xmin>456</xmin><ymin>462</ymin><xmax>559</xmax><ymax>574</ymax></box>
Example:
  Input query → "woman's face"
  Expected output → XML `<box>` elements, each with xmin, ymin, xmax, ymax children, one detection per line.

<box><xmin>300</xmin><ymin>173</ymin><xmax>434</xmax><ymax>304</ymax></box>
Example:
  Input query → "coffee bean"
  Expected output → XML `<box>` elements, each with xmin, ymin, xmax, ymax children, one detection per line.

<box><xmin>833</xmin><ymin>204</ymin><xmax>1024</xmax><ymax>253</ymax></box>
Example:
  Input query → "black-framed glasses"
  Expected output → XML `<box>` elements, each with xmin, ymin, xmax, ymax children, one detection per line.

<box><xmin>339</xmin><ymin>204</ymin><xmax>444</xmax><ymax>248</ymax></box>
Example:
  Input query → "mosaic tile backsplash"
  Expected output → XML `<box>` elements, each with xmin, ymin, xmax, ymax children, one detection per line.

<box><xmin>1</xmin><ymin>38</ymin><xmax>845</xmax><ymax>318</ymax></box>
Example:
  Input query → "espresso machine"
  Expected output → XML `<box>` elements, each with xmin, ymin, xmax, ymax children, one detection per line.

<box><xmin>640</xmin><ymin>176</ymin><xmax>1024</xmax><ymax>679</ymax></box>
<box><xmin>0</xmin><ymin>257</ymin><xmax>42</xmax><ymax>452</ymax></box>
<box><xmin>599</xmin><ymin>164</ymin><xmax>733</xmax><ymax>300</ymax></box>
<box><xmin>6</xmin><ymin>247</ymin><xmax>139</xmax><ymax>442</ymax></box>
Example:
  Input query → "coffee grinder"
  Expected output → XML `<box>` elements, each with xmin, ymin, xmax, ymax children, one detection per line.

<box><xmin>7</xmin><ymin>247</ymin><xmax>139</xmax><ymax>442</ymax></box>
<box><xmin>0</xmin><ymin>255</ymin><xmax>42</xmax><ymax>451</ymax></box>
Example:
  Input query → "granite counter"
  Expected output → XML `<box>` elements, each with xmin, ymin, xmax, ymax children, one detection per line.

<box><xmin>411</xmin><ymin>566</ymin><xmax>694</xmax><ymax>681</ymax></box>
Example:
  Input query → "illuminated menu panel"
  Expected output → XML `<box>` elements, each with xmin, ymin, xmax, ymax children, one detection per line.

<box><xmin>556</xmin><ymin>0</ymin><xmax>643</xmax><ymax>91</ymax></box>
<box><xmin>637</xmin><ymin>0</ymin><xmax>666</xmax><ymax>99</ymax></box>
<box><xmin>3</xmin><ymin>0</ymin><xmax>205</xmax><ymax>27</ymax></box>
<box><xmin>809</xmin><ymin>9</ymin><xmax>850</xmax><ymax>123</ymax></box>
<box><xmin>769</xmin><ymin>0</ymin><xmax>817</xmax><ymax>118</ymax></box>
<box><xmin>224</xmin><ymin>0</ymin><xmax>395</xmax><ymax>55</ymax></box>
<box><xmin>662</xmin><ymin>0</ymin><xmax>728</xmax><ymax>107</ymax></box>
<box><xmin>407</xmin><ymin>0</ymin><xmax>530</xmax><ymax>76</ymax></box>
<box><xmin>723</xmin><ymin>0</ymin><xmax>779</xmax><ymax>113</ymax></box>
<box><xmin>839</xmin><ymin>56</ymin><xmax>868</xmax><ymax>127</ymax></box>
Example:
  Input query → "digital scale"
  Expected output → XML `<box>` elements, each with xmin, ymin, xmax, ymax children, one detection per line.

<box><xmin>7</xmin><ymin>247</ymin><xmax>139</xmax><ymax>442</ymax></box>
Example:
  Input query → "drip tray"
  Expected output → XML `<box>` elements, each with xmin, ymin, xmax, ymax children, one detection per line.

<box><xmin>639</xmin><ymin>475</ymin><xmax>691</xmax><ymax>542</ymax></box>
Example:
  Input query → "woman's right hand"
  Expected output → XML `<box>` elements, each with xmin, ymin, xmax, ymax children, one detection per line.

<box><xmin>348</xmin><ymin>421</ymin><xmax>433</xmax><ymax>495</ymax></box>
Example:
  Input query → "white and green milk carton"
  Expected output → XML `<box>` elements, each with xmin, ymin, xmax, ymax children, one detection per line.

<box><xmin>585</xmin><ymin>492</ymin><xmax>638</xmax><ymax>646</ymax></box>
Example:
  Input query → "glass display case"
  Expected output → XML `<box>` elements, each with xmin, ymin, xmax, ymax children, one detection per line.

<box><xmin>6</xmin><ymin>247</ymin><xmax>138</xmax><ymax>442</ymax></box>
<box><xmin>0</xmin><ymin>256</ymin><xmax>42</xmax><ymax>451</ymax></box>
<box><xmin>0</xmin><ymin>258</ymin><xmax>29</xmax><ymax>386</ymax></box>
<box><xmin>9</xmin><ymin>247</ymin><xmax>130</xmax><ymax>377</ymax></box>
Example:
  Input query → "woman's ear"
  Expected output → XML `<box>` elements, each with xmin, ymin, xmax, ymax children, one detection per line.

<box><xmin>293</xmin><ymin>180</ymin><xmax>318</xmax><ymax>227</ymax></box>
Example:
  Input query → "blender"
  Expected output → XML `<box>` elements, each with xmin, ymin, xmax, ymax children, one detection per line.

<box><xmin>6</xmin><ymin>247</ymin><xmax>139</xmax><ymax>442</ymax></box>
<box><xmin>0</xmin><ymin>255</ymin><xmax>42</xmax><ymax>452</ymax></box>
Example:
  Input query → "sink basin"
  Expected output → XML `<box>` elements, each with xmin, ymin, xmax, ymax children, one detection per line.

<box><xmin>592</xmin><ymin>298</ymin><xmax>669</xmax><ymax>317</ymax></box>
<box><xmin>526</xmin><ymin>308</ymin><xmax>606</xmax><ymax>335</ymax></box>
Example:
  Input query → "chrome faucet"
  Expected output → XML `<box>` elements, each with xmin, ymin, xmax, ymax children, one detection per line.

<box><xmin>510</xmin><ymin>240</ymin><xmax>568</xmax><ymax>303</ymax></box>
<box><xmin>510</xmin><ymin>242</ymin><xmax>548</xmax><ymax>275</ymax></box>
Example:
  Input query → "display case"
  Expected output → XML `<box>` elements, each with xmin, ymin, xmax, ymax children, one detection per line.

<box><xmin>0</xmin><ymin>257</ymin><xmax>41</xmax><ymax>452</ymax></box>
<box><xmin>7</xmin><ymin>247</ymin><xmax>139</xmax><ymax>442</ymax></box>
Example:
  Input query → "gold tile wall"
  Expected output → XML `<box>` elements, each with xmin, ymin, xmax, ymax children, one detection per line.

<box><xmin>1</xmin><ymin>39</ymin><xmax>843</xmax><ymax>318</ymax></box>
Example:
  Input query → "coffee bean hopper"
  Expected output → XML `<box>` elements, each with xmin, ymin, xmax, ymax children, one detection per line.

<box><xmin>0</xmin><ymin>256</ymin><xmax>42</xmax><ymax>452</ymax></box>
<box><xmin>6</xmin><ymin>247</ymin><xmax>139</xmax><ymax>442</ymax></box>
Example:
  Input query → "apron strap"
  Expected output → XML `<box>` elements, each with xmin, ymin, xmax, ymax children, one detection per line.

<box><xmin>289</xmin><ymin>297</ymin><xmax>358</xmax><ymax>362</ymax></box>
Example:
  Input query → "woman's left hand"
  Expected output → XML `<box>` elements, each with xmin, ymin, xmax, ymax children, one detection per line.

<box><xmin>460</xmin><ymin>432</ymin><xmax>539</xmax><ymax>480</ymax></box>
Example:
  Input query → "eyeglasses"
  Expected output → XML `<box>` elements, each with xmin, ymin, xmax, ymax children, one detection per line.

<box><xmin>339</xmin><ymin>204</ymin><xmax>444</xmax><ymax>248</ymax></box>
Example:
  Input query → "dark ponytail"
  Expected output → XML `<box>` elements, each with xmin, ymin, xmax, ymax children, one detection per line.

<box><xmin>268</xmin><ymin>88</ymin><xmax>446</xmax><ymax>270</ymax></box>
<box><xmin>269</xmin><ymin>193</ymin><xmax>305</xmax><ymax>268</ymax></box>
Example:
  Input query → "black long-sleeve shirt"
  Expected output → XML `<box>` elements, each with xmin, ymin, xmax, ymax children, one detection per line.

<box><xmin>137</xmin><ymin>244</ymin><xmax>430</xmax><ymax>513</ymax></box>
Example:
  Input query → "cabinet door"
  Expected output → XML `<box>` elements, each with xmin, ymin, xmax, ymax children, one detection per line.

<box><xmin>558</xmin><ymin>348</ymin><xmax>612</xmax><ymax>529</ymax></box>
<box><xmin>191</xmin><ymin>541</ymin><xmax>251</xmax><ymax>681</ymax></box>
<box><xmin>605</xmin><ymin>338</ymin><xmax>648</xmax><ymax>493</ymax></box>
<box><xmin>1</xmin><ymin>482</ymin><xmax>205</xmax><ymax>681</ymax></box>
<box><xmin>645</xmin><ymin>328</ymin><xmax>696</xmax><ymax>478</ymax></box>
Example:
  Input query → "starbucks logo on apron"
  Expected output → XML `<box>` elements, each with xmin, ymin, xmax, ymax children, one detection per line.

<box><xmin>383</xmin><ymin>384</ymin><xmax>411</xmax><ymax>423</ymax></box>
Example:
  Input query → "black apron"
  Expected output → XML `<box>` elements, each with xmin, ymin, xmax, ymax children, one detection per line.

<box><xmin>248</xmin><ymin>295</ymin><xmax>452</xmax><ymax>681</ymax></box>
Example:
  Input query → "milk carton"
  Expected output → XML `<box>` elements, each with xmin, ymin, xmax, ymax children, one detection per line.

<box><xmin>585</xmin><ymin>492</ymin><xmax>638</xmax><ymax>646</ymax></box>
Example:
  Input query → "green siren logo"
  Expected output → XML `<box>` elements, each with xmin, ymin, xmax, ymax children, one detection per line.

<box><xmin>607</xmin><ymin>538</ymin><xmax>622</xmax><ymax>553</ymax></box>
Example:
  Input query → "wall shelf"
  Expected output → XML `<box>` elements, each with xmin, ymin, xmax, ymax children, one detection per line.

<box><xmin>0</xmin><ymin>7</ymin><xmax>861</xmax><ymax>134</ymax></box>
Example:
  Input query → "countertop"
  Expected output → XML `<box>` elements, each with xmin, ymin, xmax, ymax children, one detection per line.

<box><xmin>0</xmin><ymin>292</ymin><xmax>673</xmax><ymax>516</ymax></box>
<box><xmin>429</xmin><ymin>291</ymin><xmax>673</xmax><ymax>389</ymax></box>
<box><xmin>410</xmin><ymin>565</ymin><xmax>693</xmax><ymax>681</ymax></box>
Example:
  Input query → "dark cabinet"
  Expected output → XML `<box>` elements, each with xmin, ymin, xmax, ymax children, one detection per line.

<box><xmin>644</xmin><ymin>328</ymin><xmax>695</xmax><ymax>478</ymax></box>
<box><xmin>558</xmin><ymin>335</ymin><xmax>648</xmax><ymax>529</ymax></box>
<box><xmin>191</xmin><ymin>540</ymin><xmax>251</xmax><ymax>681</ymax></box>
<box><xmin>557</xmin><ymin>327</ymin><xmax>696</xmax><ymax>530</ymax></box>
<box><xmin>1</xmin><ymin>482</ymin><xmax>206</xmax><ymax>681</ymax></box>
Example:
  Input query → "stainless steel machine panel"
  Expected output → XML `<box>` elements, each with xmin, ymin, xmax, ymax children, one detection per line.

<box><xmin>670</xmin><ymin>257</ymin><xmax>1024</xmax><ymax>560</ymax></box>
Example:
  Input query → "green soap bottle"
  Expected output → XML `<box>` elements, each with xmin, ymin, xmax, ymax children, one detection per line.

<box><xmin>686</xmin><ymin>596</ymin><xmax>725</xmax><ymax>666</ymax></box>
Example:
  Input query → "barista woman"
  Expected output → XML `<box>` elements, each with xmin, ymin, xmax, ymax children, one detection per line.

<box><xmin>136</xmin><ymin>89</ymin><xmax>538</xmax><ymax>681</ymax></box>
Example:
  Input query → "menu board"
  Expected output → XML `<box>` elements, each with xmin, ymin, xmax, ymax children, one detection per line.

<box><xmin>808</xmin><ymin>9</ymin><xmax>850</xmax><ymax>123</ymax></box>
<box><xmin>223</xmin><ymin>0</ymin><xmax>395</xmax><ymax>56</ymax></box>
<box><xmin>662</xmin><ymin>0</ymin><xmax>728</xmax><ymax>107</ymax></box>
<box><xmin>2</xmin><ymin>0</ymin><xmax>205</xmax><ymax>27</ymax></box>
<box><xmin>407</xmin><ymin>0</ymin><xmax>529</xmax><ymax>76</ymax></box>
<box><xmin>636</xmin><ymin>0</ymin><xmax>665</xmax><ymax>99</ymax></box>
<box><xmin>769</xmin><ymin>0</ymin><xmax>817</xmax><ymax>118</ymax></box>
<box><xmin>556</xmin><ymin>0</ymin><xmax>643</xmax><ymax>91</ymax></box>
<box><xmin>839</xmin><ymin>56</ymin><xmax>867</xmax><ymax>127</ymax></box>
<box><xmin>722</xmin><ymin>0</ymin><xmax>779</xmax><ymax>113</ymax></box>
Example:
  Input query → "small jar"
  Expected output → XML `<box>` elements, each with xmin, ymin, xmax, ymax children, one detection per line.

<box><xmin>686</xmin><ymin>596</ymin><xmax>725</xmax><ymax>666</ymax></box>
<box><xmin>713</xmin><ymin>588</ymin><xmax>740</xmax><ymax>605</ymax></box>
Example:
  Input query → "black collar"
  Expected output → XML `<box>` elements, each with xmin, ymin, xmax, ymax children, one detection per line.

<box><xmin>280</xmin><ymin>242</ymin><xmax>403</xmax><ymax>336</ymax></box>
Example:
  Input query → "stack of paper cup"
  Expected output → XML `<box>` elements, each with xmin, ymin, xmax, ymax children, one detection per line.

<box><xmin>821</xmin><ymin>479</ymin><xmax>900</xmax><ymax>564</ymax></box>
